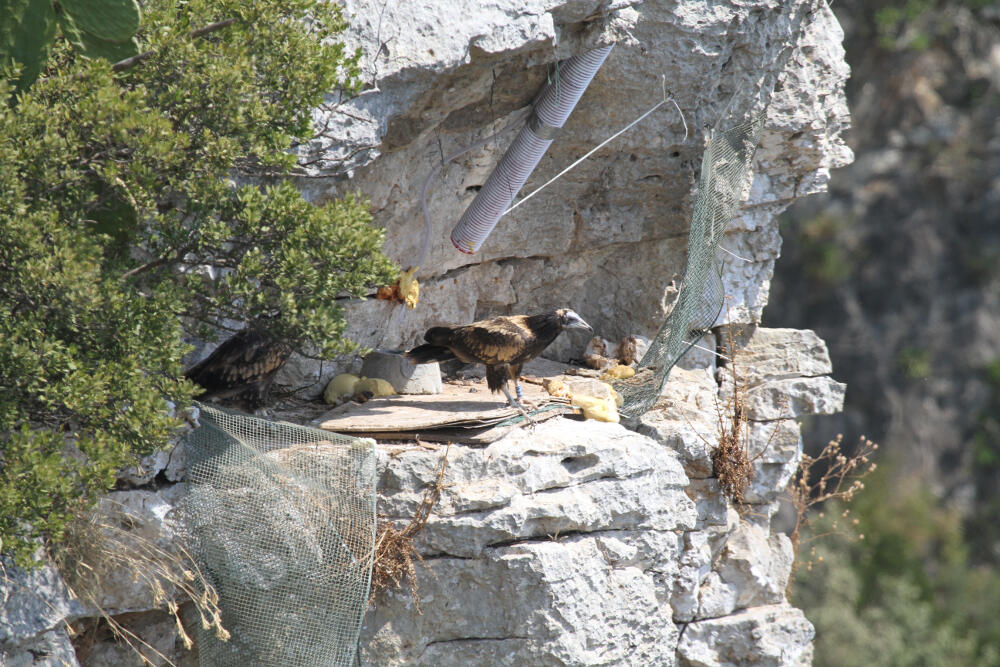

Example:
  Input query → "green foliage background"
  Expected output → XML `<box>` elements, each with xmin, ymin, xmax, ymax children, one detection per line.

<box><xmin>772</xmin><ymin>1</ymin><xmax>1000</xmax><ymax>659</ymax></box>
<box><xmin>0</xmin><ymin>0</ymin><xmax>396</xmax><ymax>564</ymax></box>
<box><xmin>793</xmin><ymin>463</ymin><xmax>1000</xmax><ymax>666</ymax></box>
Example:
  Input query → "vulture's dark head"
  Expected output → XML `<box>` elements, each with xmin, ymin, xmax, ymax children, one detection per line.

<box><xmin>555</xmin><ymin>308</ymin><xmax>593</xmax><ymax>332</ymax></box>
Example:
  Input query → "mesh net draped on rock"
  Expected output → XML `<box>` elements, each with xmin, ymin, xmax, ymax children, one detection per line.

<box><xmin>179</xmin><ymin>405</ymin><xmax>376</xmax><ymax>667</ymax></box>
<box><xmin>614</xmin><ymin>110</ymin><xmax>767</xmax><ymax>419</ymax></box>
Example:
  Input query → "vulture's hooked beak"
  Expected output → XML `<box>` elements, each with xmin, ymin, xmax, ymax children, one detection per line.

<box><xmin>565</xmin><ymin>313</ymin><xmax>593</xmax><ymax>331</ymax></box>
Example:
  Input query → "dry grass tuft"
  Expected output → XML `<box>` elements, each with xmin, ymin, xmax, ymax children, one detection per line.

<box><xmin>709</xmin><ymin>319</ymin><xmax>781</xmax><ymax>507</ymax></box>
<box><xmin>711</xmin><ymin>365</ymin><xmax>753</xmax><ymax>505</ymax></box>
<box><xmin>54</xmin><ymin>498</ymin><xmax>228</xmax><ymax>667</ymax></box>
<box><xmin>370</xmin><ymin>445</ymin><xmax>449</xmax><ymax>612</ymax></box>
<box><xmin>787</xmin><ymin>433</ymin><xmax>879</xmax><ymax>580</ymax></box>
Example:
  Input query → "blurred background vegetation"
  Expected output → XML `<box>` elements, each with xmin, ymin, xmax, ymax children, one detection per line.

<box><xmin>769</xmin><ymin>0</ymin><xmax>1000</xmax><ymax>663</ymax></box>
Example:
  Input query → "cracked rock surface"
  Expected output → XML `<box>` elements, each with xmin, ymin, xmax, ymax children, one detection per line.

<box><xmin>1</xmin><ymin>325</ymin><xmax>838</xmax><ymax>666</ymax></box>
<box><xmin>277</xmin><ymin>0</ymin><xmax>852</xmax><ymax>393</ymax></box>
<box><xmin>2</xmin><ymin>0</ymin><xmax>851</xmax><ymax>664</ymax></box>
<box><xmin>362</xmin><ymin>419</ymin><xmax>694</xmax><ymax>665</ymax></box>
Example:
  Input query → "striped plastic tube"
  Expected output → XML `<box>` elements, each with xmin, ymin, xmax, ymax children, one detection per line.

<box><xmin>450</xmin><ymin>44</ymin><xmax>614</xmax><ymax>254</ymax></box>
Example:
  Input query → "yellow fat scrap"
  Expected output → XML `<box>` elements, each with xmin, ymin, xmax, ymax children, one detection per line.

<box><xmin>571</xmin><ymin>394</ymin><xmax>620</xmax><ymax>423</ymax></box>
<box><xmin>608</xmin><ymin>384</ymin><xmax>623</xmax><ymax>407</ymax></box>
<box><xmin>355</xmin><ymin>377</ymin><xmax>396</xmax><ymax>398</ymax></box>
<box><xmin>399</xmin><ymin>267</ymin><xmax>419</xmax><ymax>309</ymax></box>
<box><xmin>542</xmin><ymin>378</ymin><xmax>571</xmax><ymax>398</ymax></box>
<box><xmin>601</xmin><ymin>364</ymin><xmax>635</xmax><ymax>381</ymax></box>
<box><xmin>324</xmin><ymin>373</ymin><xmax>360</xmax><ymax>404</ymax></box>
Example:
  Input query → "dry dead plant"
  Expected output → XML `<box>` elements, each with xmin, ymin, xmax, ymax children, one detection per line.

<box><xmin>54</xmin><ymin>498</ymin><xmax>229</xmax><ymax>667</ymax></box>
<box><xmin>711</xmin><ymin>350</ymin><xmax>753</xmax><ymax>505</ymax></box>
<box><xmin>787</xmin><ymin>433</ymin><xmax>879</xmax><ymax>579</ymax></box>
<box><xmin>370</xmin><ymin>445</ymin><xmax>449</xmax><ymax>612</ymax></box>
<box><xmin>708</xmin><ymin>318</ymin><xmax>781</xmax><ymax>508</ymax></box>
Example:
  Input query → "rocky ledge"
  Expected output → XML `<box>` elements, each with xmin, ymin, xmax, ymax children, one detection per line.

<box><xmin>1</xmin><ymin>327</ymin><xmax>841</xmax><ymax>666</ymax></box>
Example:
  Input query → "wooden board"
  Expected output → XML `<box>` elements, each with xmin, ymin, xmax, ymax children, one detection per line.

<box><xmin>313</xmin><ymin>379</ymin><xmax>572</xmax><ymax>436</ymax></box>
<box><xmin>333</xmin><ymin>409</ymin><xmax>572</xmax><ymax>445</ymax></box>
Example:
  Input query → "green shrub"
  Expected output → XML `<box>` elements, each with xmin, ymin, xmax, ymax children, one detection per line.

<box><xmin>0</xmin><ymin>0</ymin><xmax>396</xmax><ymax>565</ymax></box>
<box><xmin>968</xmin><ymin>358</ymin><xmax>1000</xmax><ymax>561</ymax></box>
<box><xmin>896</xmin><ymin>346</ymin><xmax>932</xmax><ymax>380</ymax></box>
<box><xmin>793</xmin><ymin>464</ymin><xmax>1000</xmax><ymax>666</ymax></box>
<box><xmin>781</xmin><ymin>213</ymin><xmax>857</xmax><ymax>288</ymax></box>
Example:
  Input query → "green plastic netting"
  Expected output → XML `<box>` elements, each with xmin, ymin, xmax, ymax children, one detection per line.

<box><xmin>179</xmin><ymin>405</ymin><xmax>376</xmax><ymax>667</ymax></box>
<box><xmin>615</xmin><ymin>110</ymin><xmax>767</xmax><ymax>419</ymax></box>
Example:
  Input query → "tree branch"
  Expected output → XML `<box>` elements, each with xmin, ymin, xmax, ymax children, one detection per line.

<box><xmin>111</xmin><ymin>19</ymin><xmax>238</xmax><ymax>72</ymax></box>
<box><xmin>121</xmin><ymin>240</ymin><xmax>197</xmax><ymax>279</ymax></box>
<box><xmin>121</xmin><ymin>255</ymin><xmax>175</xmax><ymax>279</ymax></box>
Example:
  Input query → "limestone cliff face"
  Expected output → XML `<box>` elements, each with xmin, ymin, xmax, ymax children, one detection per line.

<box><xmin>1</xmin><ymin>1</ymin><xmax>852</xmax><ymax>665</ymax></box>
<box><xmin>277</xmin><ymin>0</ymin><xmax>851</xmax><ymax>383</ymax></box>
<box><xmin>363</xmin><ymin>326</ymin><xmax>842</xmax><ymax>666</ymax></box>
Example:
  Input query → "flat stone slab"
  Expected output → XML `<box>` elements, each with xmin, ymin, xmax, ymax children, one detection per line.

<box><xmin>313</xmin><ymin>379</ymin><xmax>572</xmax><ymax>441</ymax></box>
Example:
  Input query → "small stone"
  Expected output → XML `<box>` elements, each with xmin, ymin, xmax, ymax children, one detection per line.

<box><xmin>117</xmin><ymin>449</ymin><xmax>170</xmax><ymax>486</ymax></box>
<box><xmin>360</xmin><ymin>350</ymin><xmax>442</xmax><ymax>395</ymax></box>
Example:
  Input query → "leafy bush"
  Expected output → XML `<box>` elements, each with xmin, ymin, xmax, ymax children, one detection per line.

<box><xmin>792</xmin><ymin>463</ymin><xmax>1000</xmax><ymax>666</ymax></box>
<box><xmin>780</xmin><ymin>212</ymin><xmax>857</xmax><ymax>288</ymax></box>
<box><xmin>0</xmin><ymin>0</ymin><xmax>396</xmax><ymax>565</ymax></box>
<box><xmin>896</xmin><ymin>346</ymin><xmax>932</xmax><ymax>380</ymax></box>
<box><xmin>967</xmin><ymin>358</ymin><xmax>1000</xmax><ymax>561</ymax></box>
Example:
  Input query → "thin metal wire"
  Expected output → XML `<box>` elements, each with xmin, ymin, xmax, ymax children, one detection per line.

<box><xmin>505</xmin><ymin>84</ymin><xmax>687</xmax><ymax>215</ymax></box>
<box><xmin>718</xmin><ymin>245</ymin><xmax>752</xmax><ymax>263</ymax></box>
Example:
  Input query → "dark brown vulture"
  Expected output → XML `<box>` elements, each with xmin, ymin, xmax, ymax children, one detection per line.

<box><xmin>185</xmin><ymin>326</ymin><xmax>292</xmax><ymax>411</ymax></box>
<box><xmin>405</xmin><ymin>308</ymin><xmax>592</xmax><ymax>409</ymax></box>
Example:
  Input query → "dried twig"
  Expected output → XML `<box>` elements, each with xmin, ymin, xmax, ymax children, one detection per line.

<box><xmin>787</xmin><ymin>434</ymin><xmax>879</xmax><ymax>581</ymax></box>
<box><xmin>54</xmin><ymin>499</ymin><xmax>229</xmax><ymax>666</ymax></box>
<box><xmin>708</xmin><ymin>313</ymin><xmax>782</xmax><ymax>508</ymax></box>
<box><xmin>369</xmin><ymin>445</ymin><xmax>450</xmax><ymax>611</ymax></box>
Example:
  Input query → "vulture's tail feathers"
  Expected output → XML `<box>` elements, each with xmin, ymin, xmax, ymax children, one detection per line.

<box><xmin>405</xmin><ymin>344</ymin><xmax>456</xmax><ymax>364</ymax></box>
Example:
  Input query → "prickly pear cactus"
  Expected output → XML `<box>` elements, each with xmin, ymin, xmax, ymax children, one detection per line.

<box><xmin>57</xmin><ymin>8</ymin><xmax>140</xmax><ymax>63</ymax></box>
<box><xmin>1</xmin><ymin>0</ymin><xmax>141</xmax><ymax>93</ymax></box>
<box><xmin>59</xmin><ymin>0</ymin><xmax>140</xmax><ymax>44</ymax></box>
<box><xmin>1</xmin><ymin>0</ymin><xmax>59</xmax><ymax>91</ymax></box>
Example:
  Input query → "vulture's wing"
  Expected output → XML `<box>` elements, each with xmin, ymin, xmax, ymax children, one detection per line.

<box><xmin>451</xmin><ymin>316</ymin><xmax>535</xmax><ymax>365</ymax></box>
<box><xmin>186</xmin><ymin>329</ymin><xmax>291</xmax><ymax>396</ymax></box>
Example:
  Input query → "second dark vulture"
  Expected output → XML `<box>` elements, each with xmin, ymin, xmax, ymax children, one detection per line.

<box><xmin>405</xmin><ymin>308</ymin><xmax>592</xmax><ymax>410</ymax></box>
<box><xmin>185</xmin><ymin>325</ymin><xmax>292</xmax><ymax>411</ymax></box>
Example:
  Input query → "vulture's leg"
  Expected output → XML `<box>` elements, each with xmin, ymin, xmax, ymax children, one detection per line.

<box><xmin>500</xmin><ymin>385</ymin><xmax>517</xmax><ymax>407</ymax></box>
<box><xmin>514</xmin><ymin>382</ymin><xmax>538</xmax><ymax>410</ymax></box>
<box><xmin>510</xmin><ymin>364</ymin><xmax>537</xmax><ymax>411</ymax></box>
<box><xmin>245</xmin><ymin>376</ymin><xmax>275</xmax><ymax>417</ymax></box>
<box><xmin>501</xmin><ymin>385</ymin><xmax>536</xmax><ymax>425</ymax></box>
<box><xmin>254</xmin><ymin>375</ymin><xmax>275</xmax><ymax>417</ymax></box>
